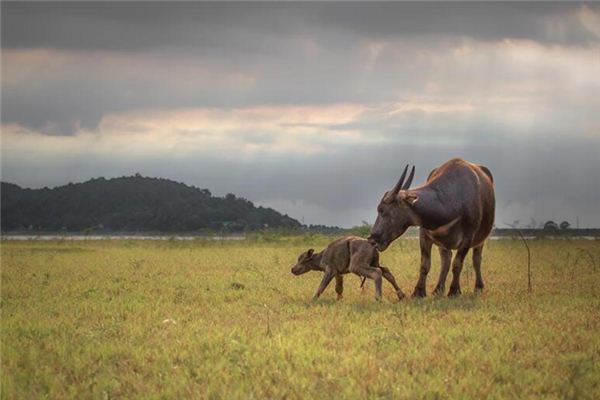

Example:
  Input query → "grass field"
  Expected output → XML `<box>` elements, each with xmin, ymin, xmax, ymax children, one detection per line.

<box><xmin>1</xmin><ymin>237</ymin><xmax>599</xmax><ymax>399</ymax></box>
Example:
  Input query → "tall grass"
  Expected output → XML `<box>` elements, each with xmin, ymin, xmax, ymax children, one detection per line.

<box><xmin>1</xmin><ymin>238</ymin><xmax>599</xmax><ymax>399</ymax></box>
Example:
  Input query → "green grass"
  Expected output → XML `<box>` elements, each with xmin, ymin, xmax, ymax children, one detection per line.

<box><xmin>1</xmin><ymin>237</ymin><xmax>599</xmax><ymax>399</ymax></box>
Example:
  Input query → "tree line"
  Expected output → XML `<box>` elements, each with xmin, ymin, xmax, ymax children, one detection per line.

<box><xmin>1</xmin><ymin>175</ymin><xmax>302</xmax><ymax>233</ymax></box>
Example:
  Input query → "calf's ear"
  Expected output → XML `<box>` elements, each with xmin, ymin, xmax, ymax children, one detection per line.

<box><xmin>307</xmin><ymin>248</ymin><xmax>314</xmax><ymax>257</ymax></box>
<box><xmin>398</xmin><ymin>191</ymin><xmax>419</xmax><ymax>205</ymax></box>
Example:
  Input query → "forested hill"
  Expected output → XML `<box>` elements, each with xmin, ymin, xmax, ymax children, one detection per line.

<box><xmin>1</xmin><ymin>176</ymin><xmax>302</xmax><ymax>232</ymax></box>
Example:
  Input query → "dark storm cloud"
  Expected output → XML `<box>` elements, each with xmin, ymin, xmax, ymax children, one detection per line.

<box><xmin>311</xmin><ymin>2</ymin><xmax>598</xmax><ymax>45</ymax></box>
<box><xmin>2</xmin><ymin>2</ymin><xmax>597</xmax><ymax>51</ymax></box>
<box><xmin>1</xmin><ymin>2</ymin><xmax>285</xmax><ymax>52</ymax></box>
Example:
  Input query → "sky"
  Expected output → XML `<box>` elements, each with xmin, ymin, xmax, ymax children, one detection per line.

<box><xmin>1</xmin><ymin>2</ymin><xmax>599</xmax><ymax>228</ymax></box>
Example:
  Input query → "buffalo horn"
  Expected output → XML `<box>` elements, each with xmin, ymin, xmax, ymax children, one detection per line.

<box><xmin>402</xmin><ymin>165</ymin><xmax>415</xmax><ymax>190</ymax></box>
<box><xmin>390</xmin><ymin>164</ymin><xmax>409</xmax><ymax>195</ymax></box>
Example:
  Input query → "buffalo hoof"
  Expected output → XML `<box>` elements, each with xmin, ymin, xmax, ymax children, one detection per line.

<box><xmin>432</xmin><ymin>285</ymin><xmax>445</xmax><ymax>296</ymax></box>
<box><xmin>396</xmin><ymin>290</ymin><xmax>406</xmax><ymax>301</ymax></box>
<box><xmin>412</xmin><ymin>286</ymin><xmax>426</xmax><ymax>298</ymax></box>
<box><xmin>336</xmin><ymin>294</ymin><xmax>343</xmax><ymax>301</ymax></box>
<box><xmin>447</xmin><ymin>286</ymin><xmax>461</xmax><ymax>297</ymax></box>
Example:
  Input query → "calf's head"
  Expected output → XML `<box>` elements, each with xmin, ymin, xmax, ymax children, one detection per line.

<box><xmin>368</xmin><ymin>165</ymin><xmax>419</xmax><ymax>251</ymax></box>
<box><xmin>291</xmin><ymin>249</ymin><xmax>317</xmax><ymax>275</ymax></box>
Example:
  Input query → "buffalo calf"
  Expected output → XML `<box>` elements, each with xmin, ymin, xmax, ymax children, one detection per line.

<box><xmin>291</xmin><ymin>236</ymin><xmax>405</xmax><ymax>301</ymax></box>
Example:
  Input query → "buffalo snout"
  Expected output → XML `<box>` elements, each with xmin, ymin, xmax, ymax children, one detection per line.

<box><xmin>291</xmin><ymin>264</ymin><xmax>305</xmax><ymax>275</ymax></box>
<box><xmin>367</xmin><ymin>233</ymin><xmax>384</xmax><ymax>250</ymax></box>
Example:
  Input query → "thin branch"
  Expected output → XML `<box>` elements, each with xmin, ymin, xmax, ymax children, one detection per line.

<box><xmin>516</xmin><ymin>229</ymin><xmax>532</xmax><ymax>293</ymax></box>
<box><xmin>505</xmin><ymin>223</ymin><xmax>531</xmax><ymax>293</ymax></box>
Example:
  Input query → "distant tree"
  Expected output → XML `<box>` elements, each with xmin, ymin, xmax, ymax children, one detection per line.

<box><xmin>543</xmin><ymin>220</ymin><xmax>559</xmax><ymax>231</ymax></box>
<box><xmin>560</xmin><ymin>221</ymin><xmax>571</xmax><ymax>230</ymax></box>
<box><xmin>348</xmin><ymin>221</ymin><xmax>372</xmax><ymax>237</ymax></box>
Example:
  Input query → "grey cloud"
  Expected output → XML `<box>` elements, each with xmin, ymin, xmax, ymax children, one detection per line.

<box><xmin>2</xmin><ymin>2</ymin><xmax>597</xmax><ymax>51</ymax></box>
<box><xmin>2</xmin><ymin>2</ymin><xmax>598</xmax><ymax>133</ymax></box>
<box><xmin>4</xmin><ymin>33</ymin><xmax>598</xmax><ymax>135</ymax></box>
<box><xmin>311</xmin><ymin>2</ymin><xmax>599</xmax><ymax>45</ymax></box>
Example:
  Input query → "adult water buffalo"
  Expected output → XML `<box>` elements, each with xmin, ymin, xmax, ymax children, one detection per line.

<box><xmin>368</xmin><ymin>158</ymin><xmax>495</xmax><ymax>297</ymax></box>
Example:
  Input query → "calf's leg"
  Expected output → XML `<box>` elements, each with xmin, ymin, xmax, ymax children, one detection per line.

<box><xmin>313</xmin><ymin>269</ymin><xmax>335</xmax><ymax>300</ymax></box>
<box><xmin>335</xmin><ymin>275</ymin><xmax>344</xmax><ymax>300</ymax></box>
<box><xmin>433</xmin><ymin>247</ymin><xmax>452</xmax><ymax>295</ymax></box>
<box><xmin>350</xmin><ymin>261</ymin><xmax>383</xmax><ymax>300</ymax></box>
<box><xmin>379</xmin><ymin>265</ymin><xmax>406</xmax><ymax>300</ymax></box>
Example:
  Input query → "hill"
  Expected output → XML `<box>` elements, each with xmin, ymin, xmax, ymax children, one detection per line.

<box><xmin>0</xmin><ymin>176</ymin><xmax>302</xmax><ymax>233</ymax></box>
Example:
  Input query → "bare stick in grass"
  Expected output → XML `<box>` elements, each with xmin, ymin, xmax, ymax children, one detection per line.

<box><xmin>517</xmin><ymin>229</ymin><xmax>532</xmax><ymax>293</ymax></box>
<box><xmin>505</xmin><ymin>224</ymin><xmax>532</xmax><ymax>293</ymax></box>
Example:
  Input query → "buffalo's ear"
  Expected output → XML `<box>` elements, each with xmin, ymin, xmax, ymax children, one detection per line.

<box><xmin>398</xmin><ymin>191</ymin><xmax>419</xmax><ymax>206</ymax></box>
<box><xmin>307</xmin><ymin>248</ymin><xmax>314</xmax><ymax>258</ymax></box>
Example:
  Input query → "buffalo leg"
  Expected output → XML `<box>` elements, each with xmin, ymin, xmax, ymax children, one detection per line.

<box><xmin>448</xmin><ymin>246</ymin><xmax>470</xmax><ymax>297</ymax></box>
<box><xmin>350</xmin><ymin>262</ymin><xmax>383</xmax><ymax>300</ymax></box>
<box><xmin>433</xmin><ymin>247</ymin><xmax>452</xmax><ymax>295</ymax></box>
<box><xmin>335</xmin><ymin>275</ymin><xmax>344</xmax><ymax>300</ymax></box>
<box><xmin>313</xmin><ymin>269</ymin><xmax>335</xmax><ymax>300</ymax></box>
<box><xmin>379</xmin><ymin>265</ymin><xmax>406</xmax><ymax>300</ymax></box>
<box><xmin>413</xmin><ymin>230</ymin><xmax>433</xmax><ymax>298</ymax></box>
<box><xmin>472</xmin><ymin>244</ymin><xmax>484</xmax><ymax>292</ymax></box>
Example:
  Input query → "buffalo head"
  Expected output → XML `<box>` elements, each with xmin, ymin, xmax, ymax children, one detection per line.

<box><xmin>368</xmin><ymin>165</ymin><xmax>420</xmax><ymax>251</ymax></box>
